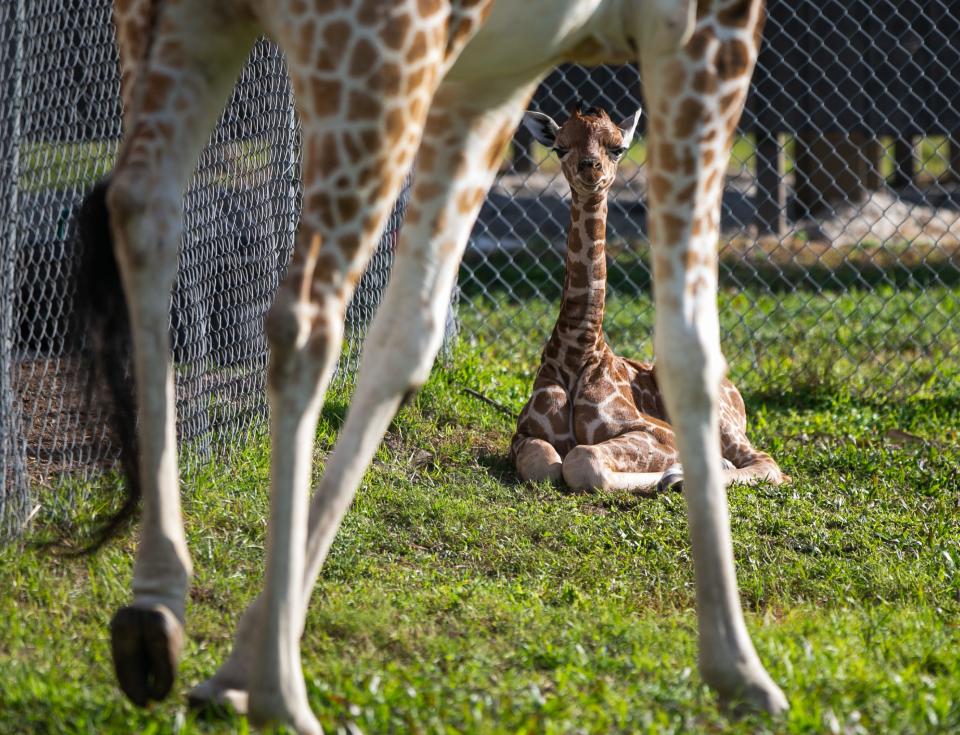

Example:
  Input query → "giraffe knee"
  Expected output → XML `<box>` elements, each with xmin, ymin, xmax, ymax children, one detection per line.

<box><xmin>562</xmin><ymin>445</ymin><xmax>609</xmax><ymax>491</ymax></box>
<box><xmin>264</xmin><ymin>290</ymin><xmax>343</xmax><ymax>389</ymax></box>
<box><xmin>515</xmin><ymin>439</ymin><xmax>562</xmax><ymax>483</ymax></box>
<box><xmin>106</xmin><ymin>170</ymin><xmax>181</xmax><ymax>278</ymax></box>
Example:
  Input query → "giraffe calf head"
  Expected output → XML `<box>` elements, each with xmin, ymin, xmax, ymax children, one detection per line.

<box><xmin>523</xmin><ymin>102</ymin><xmax>641</xmax><ymax>195</ymax></box>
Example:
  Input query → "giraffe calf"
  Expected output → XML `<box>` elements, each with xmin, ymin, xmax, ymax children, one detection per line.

<box><xmin>511</xmin><ymin>104</ymin><xmax>788</xmax><ymax>494</ymax></box>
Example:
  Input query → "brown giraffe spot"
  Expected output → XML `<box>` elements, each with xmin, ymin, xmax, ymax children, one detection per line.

<box><xmin>376</xmin><ymin>62</ymin><xmax>404</xmax><ymax>96</ymax></box>
<box><xmin>661</xmin><ymin>212</ymin><xmax>688</xmax><ymax>246</ymax></box>
<box><xmin>312</xmin><ymin>251</ymin><xmax>340</xmax><ymax>288</ymax></box>
<box><xmin>568</xmin><ymin>229</ymin><xmax>583</xmax><ymax>253</ymax></box>
<box><xmin>298</xmin><ymin>20</ymin><xmax>316</xmax><ymax>58</ymax></box>
<box><xmin>703</xmin><ymin>148</ymin><xmax>716</xmax><ymax>168</ymax></box>
<box><xmin>486</xmin><ymin>127</ymin><xmax>513</xmax><ymax>170</ymax></box>
<box><xmin>674</xmin><ymin>97</ymin><xmax>705</xmax><ymax>140</ymax></box>
<box><xmin>359</xmin><ymin>127</ymin><xmax>380</xmax><ymax>151</ymax></box>
<box><xmin>406</xmin><ymin>30</ymin><xmax>429</xmax><ymax>63</ymax></box>
<box><xmin>684</xmin><ymin>250</ymin><xmax>712</xmax><ymax>269</ymax></box>
<box><xmin>584</xmin><ymin>217</ymin><xmax>604</xmax><ymax>239</ymax></box>
<box><xmin>651</xmin><ymin>114</ymin><xmax>669</xmax><ymax>140</ymax></box>
<box><xmin>417</xmin><ymin>181</ymin><xmax>443</xmax><ymax>200</ymax></box>
<box><xmin>447</xmin><ymin>18</ymin><xmax>476</xmax><ymax>54</ymax></box>
<box><xmin>649</xmin><ymin>174</ymin><xmax>672</xmax><ymax>203</ymax></box>
<box><xmin>417</xmin><ymin>142</ymin><xmax>437</xmax><ymax>171</ymax></box>
<box><xmin>673</xmin><ymin>179</ymin><xmax>697</xmax><ymax>204</ymax></box>
<box><xmin>654</xmin><ymin>254</ymin><xmax>674</xmax><ymax>279</ymax></box>
<box><xmin>418</xmin><ymin>0</ymin><xmax>442</xmax><ymax>14</ymax></box>
<box><xmin>348</xmin><ymin>90</ymin><xmax>381</xmax><ymax>119</ymax></box>
<box><xmin>410</xmin><ymin>96</ymin><xmax>426</xmax><ymax>124</ymax></box>
<box><xmin>382</xmin><ymin>12</ymin><xmax>411</xmax><ymax>49</ymax></box>
<box><xmin>567</xmin><ymin>261</ymin><xmax>589</xmax><ymax>287</ymax></box>
<box><xmin>384</xmin><ymin>107</ymin><xmax>405</xmax><ymax>139</ymax></box>
<box><xmin>548</xmin><ymin>410</ymin><xmax>568</xmax><ymax>436</ymax></box>
<box><xmin>704</xmin><ymin>167</ymin><xmax>720</xmax><ymax>196</ymax></box>
<box><xmin>691</xmin><ymin>67</ymin><xmax>718</xmax><ymax>95</ymax></box>
<box><xmin>664</xmin><ymin>59</ymin><xmax>687</xmax><ymax>88</ymax></box>
<box><xmin>340</xmin><ymin>232</ymin><xmax>361</xmax><ymax>259</ymax></box>
<box><xmin>716</xmin><ymin>38</ymin><xmax>751</xmax><ymax>81</ymax></box>
<box><xmin>322</xmin><ymin>20</ymin><xmax>352</xmax><ymax>59</ymax></box>
<box><xmin>685</xmin><ymin>26</ymin><xmax>712</xmax><ymax>60</ymax></box>
<box><xmin>357</xmin><ymin>0</ymin><xmax>385</xmax><ymax>26</ymax></box>
<box><xmin>335</xmin><ymin>195</ymin><xmax>360</xmax><ymax>224</ymax></box>
<box><xmin>717</xmin><ymin>0</ymin><xmax>754</xmax><ymax>28</ymax></box>
<box><xmin>456</xmin><ymin>187</ymin><xmax>484</xmax><ymax>215</ymax></box>
<box><xmin>310</xmin><ymin>78</ymin><xmax>342</xmax><ymax>117</ymax></box>
<box><xmin>532</xmin><ymin>390</ymin><xmax>554</xmax><ymax>414</ymax></box>
<box><xmin>719</xmin><ymin>89</ymin><xmax>742</xmax><ymax>115</ymax></box>
<box><xmin>404</xmin><ymin>65</ymin><xmax>427</xmax><ymax>95</ymax></box>
<box><xmin>349</xmin><ymin>38</ymin><xmax>379</xmax><ymax>76</ymax></box>
<box><xmin>658</xmin><ymin>142</ymin><xmax>678</xmax><ymax>171</ymax></box>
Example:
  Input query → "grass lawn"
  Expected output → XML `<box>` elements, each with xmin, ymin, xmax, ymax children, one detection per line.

<box><xmin>2</xmin><ymin>286</ymin><xmax>959</xmax><ymax>734</ymax></box>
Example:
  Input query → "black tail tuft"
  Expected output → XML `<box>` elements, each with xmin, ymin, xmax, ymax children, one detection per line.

<box><xmin>70</xmin><ymin>178</ymin><xmax>142</xmax><ymax>554</ymax></box>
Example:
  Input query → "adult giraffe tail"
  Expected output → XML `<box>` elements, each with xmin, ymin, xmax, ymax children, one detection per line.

<box><xmin>72</xmin><ymin>178</ymin><xmax>142</xmax><ymax>553</ymax></box>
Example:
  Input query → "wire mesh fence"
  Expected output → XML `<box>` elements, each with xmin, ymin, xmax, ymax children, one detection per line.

<box><xmin>462</xmin><ymin>0</ymin><xmax>960</xmax><ymax>400</ymax></box>
<box><xmin>2</xmin><ymin>0</ymin><xmax>959</xmax><ymax>537</ymax></box>
<box><xmin>0</xmin><ymin>2</ymin><xmax>405</xmax><ymax>537</ymax></box>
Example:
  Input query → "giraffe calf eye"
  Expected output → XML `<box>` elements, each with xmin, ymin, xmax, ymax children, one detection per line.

<box><xmin>610</xmin><ymin>147</ymin><xmax>627</xmax><ymax>160</ymax></box>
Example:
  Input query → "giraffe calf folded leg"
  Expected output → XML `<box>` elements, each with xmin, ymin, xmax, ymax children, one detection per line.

<box><xmin>562</xmin><ymin>430</ymin><xmax>678</xmax><ymax>494</ymax></box>
<box><xmin>513</xmin><ymin>436</ymin><xmax>563</xmax><ymax>483</ymax></box>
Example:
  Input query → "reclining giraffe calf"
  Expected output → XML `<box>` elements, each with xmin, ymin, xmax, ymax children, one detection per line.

<box><xmin>512</xmin><ymin>103</ymin><xmax>788</xmax><ymax>494</ymax></box>
<box><xmin>85</xmin><ymin>0</ymin><xmax>788</xmax><ymax>732</ymax></box>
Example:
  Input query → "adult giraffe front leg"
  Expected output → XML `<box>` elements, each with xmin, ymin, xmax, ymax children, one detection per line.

<box><xmin>637</xmin><ymin>0</ymin><xmax>788</xmax><ymax>713</ymax></box>
<box><xmin>190</xmin><ymin>75</ymin><xmax>537</xmax><ymax>730</ymax></box>
<box><xmin>104</xmin><ymin>1</ymin><xmax>259</xmax><ymax>707</ymax></box>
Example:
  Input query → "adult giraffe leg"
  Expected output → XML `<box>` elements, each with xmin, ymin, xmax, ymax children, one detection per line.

<box><xmin>190</xmin><ymin>76</ymin><xmax>537</xmax><ymax>729</ymax></box>
<box><xmin>103</xmin><ymin>1</ymin><xmax>259</xmax><ymax>707</ymax></box>
<box><xmin>637</xmin><ymin>0</ymin><xmax>788</xmax><ymax>713</ymax></box>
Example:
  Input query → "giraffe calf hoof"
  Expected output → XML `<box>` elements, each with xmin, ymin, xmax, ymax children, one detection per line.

<box><xmin>110</xmin><ymin>604</ymin><xmax>184</xmax><ymax>707</ymax></box>
<box><xmin>657</xmin><ymin>464</ymin><xmax>684</xmax><ymax>493</ymax></box>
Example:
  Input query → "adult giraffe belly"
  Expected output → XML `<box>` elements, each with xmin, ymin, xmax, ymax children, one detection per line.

<box><xmin>446</xmin><ymin>0</ymin><xmax>622</xmax><ymax>84</ymax></box>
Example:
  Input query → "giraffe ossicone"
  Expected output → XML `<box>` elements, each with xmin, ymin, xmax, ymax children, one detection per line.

<box><xmin>513</xmin><ymin>103</ymin><xmax>789</xmax><ymax>495</ymax></box>
<box><xmin>76</xmin><ymin>1</ymin><xmax>790</xmax><ymax>732</ymax></box>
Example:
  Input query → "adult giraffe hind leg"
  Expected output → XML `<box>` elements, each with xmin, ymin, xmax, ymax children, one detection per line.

<box><xmin>101</xmin><ymin>0</ymin><xmax>259</xmax><ymax>707</ymax></box>
<box><xmin>636</xmin><ymin>0</ymin><xmax>788</xmax><ymax>714</ymax></box>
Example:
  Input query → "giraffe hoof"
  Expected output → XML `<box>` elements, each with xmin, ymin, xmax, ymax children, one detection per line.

<box><xmin>657</xmin><ymin>464</ymin><xmax>684</xmax><ymax>493</ymax></box>
<box><xmin>188</xmin><ymin>677</ymin><xmax>249</xmax><ymax>716</ymax></box>
<box><xmin>110</xmin><ymin>604</ymin><xmax>184</xmax><ymax>707</ymax></box>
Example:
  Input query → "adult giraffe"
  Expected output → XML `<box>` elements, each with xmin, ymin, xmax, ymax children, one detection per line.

<box><xmin>87</xmin><ymin>0</ymin><xmax>788</xmax><ymax>731</ymax></box>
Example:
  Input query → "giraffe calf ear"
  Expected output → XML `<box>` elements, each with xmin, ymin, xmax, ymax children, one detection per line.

<box><xmin>522</xmin><ymin>111</ymin><xmax>560</xmax><ymax>148</ymax></box>
<box><xmin>619</xmin><ymin>107</ymin><xmax>642</xmax><ymax>145</ymax></box>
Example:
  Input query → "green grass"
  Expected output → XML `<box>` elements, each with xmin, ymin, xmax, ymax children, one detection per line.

<box><xmin>2</xmin><ymin>287</ymin><xmax>959</xmax><ymax>734</ymax></box>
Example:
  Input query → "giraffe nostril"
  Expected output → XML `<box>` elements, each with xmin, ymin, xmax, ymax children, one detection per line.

<box><xmin>579</xmin><ymin>158</ymin><xmax>601</xmax><ymax>172</ymax></box>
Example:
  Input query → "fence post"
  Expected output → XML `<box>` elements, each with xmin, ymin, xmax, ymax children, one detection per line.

<box><xmin>0</xmin><ymin>0</ymin><xmax>28</xmax><ymax>536</ymax></box>
<box><xmin>754</xmin><ymin>131</ymin><xmax>785</xmax><ymax>234</ymax></box>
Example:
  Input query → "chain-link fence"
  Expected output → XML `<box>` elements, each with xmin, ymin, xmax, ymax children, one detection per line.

<box><xmin>3</xmin><ymin>1</ymin><xmax>959</xmax><ymax>537</ymax></box>
<box><xmin>462</xmin><ymin>0</ymin><xmax>959</xmax><ymax>401</ymax></box>
<box><xmin>0</xmin><ymin>2</ymin><xmax>406</xmax><ymax>537</ymax></box>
